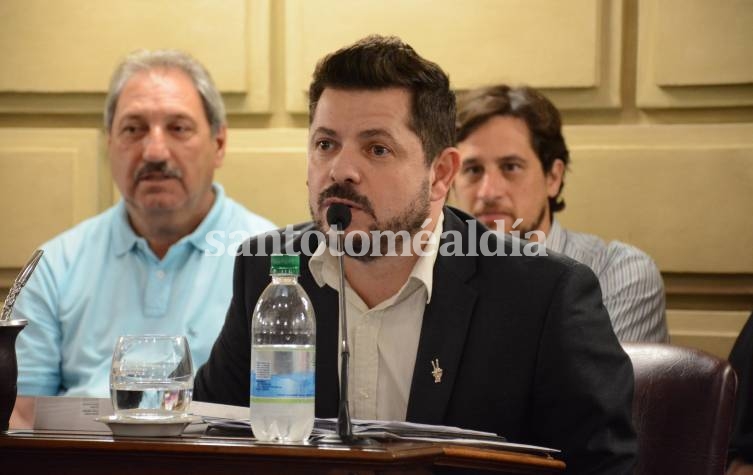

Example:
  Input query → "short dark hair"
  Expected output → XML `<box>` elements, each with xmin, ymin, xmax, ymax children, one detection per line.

<box><xmin>308</xmin><ymin>35</ymin><xmax>456</xmax><ymax>165</ymax></box>
<box><xmin>456</xmin><ymin>85</ymin><xmax>570</xmax><ymax>213</ymax></box>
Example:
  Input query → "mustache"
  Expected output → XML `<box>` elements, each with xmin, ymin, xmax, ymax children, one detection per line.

<box><xmin>317</xmin><ymin>183</ymin><xmax>376</xmax><ymax>220</ymax></box>
<box><xmin>134</xmin><ymin>161</ymin><xmax>182</xmax><ymax>181</ymax></box>
<box><xmin>477</xmin><ymin>202</ymin><xmax>513</xmax><ymax>216</ymax></box>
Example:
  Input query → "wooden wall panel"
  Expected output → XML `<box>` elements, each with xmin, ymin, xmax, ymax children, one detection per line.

<box><xmin>637</xmin><ymin>0</ymin><xmax>753</xmax><ymax>108</ymax></box>
<box><xmin>0</xmin><ymin>129</ymin><xmax>102</xmax><ymax>267</ymax></box>
<box><xmin>667</xmin><ymin>309</ymin><xmax>750</xmax><ymax>359</ymax></box>
<box><xmin>0</xmin><ymin>0</ymin><xmax>271</xmax><ymax>113</ymax></box>
<box><xmin>558</xmin><ymin>124</ymin><xmax>753</xmax><ymax>273</ymax></box>
<box><xmin>216</xmin><ymin>129</ymin><xmax>309</xmax><ymax>227</ymax></box>
<box><xmin>285</xmin><ymin>0</ymin><xmax>622</xmax><ymax>112</ymax></box>
<box><xmin>0</xmin><ymin>0</ymin><xmax>247</xmax><ymax>92</ymax></box>
<box><xmin>653</xmin><ymin>0</ymin><xmax>753</xmax><ymax>87</ymax></box>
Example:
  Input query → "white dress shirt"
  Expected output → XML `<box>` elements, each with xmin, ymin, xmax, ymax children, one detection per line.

<box><xmin>309</xmin><ymin>214</ymin><xmax>444</xmax><ymax>421</ymax></box>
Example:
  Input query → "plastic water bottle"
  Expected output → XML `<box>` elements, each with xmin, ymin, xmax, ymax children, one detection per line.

<box><xmin>249</xmin><ymin>254</ymin><xmax>316</xmax><ymax>442</ymax></box>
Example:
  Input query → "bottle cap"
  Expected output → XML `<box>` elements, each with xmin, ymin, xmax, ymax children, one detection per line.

<box><xmin>270</xmin><ymin>254</ymin><xmax>300</xmax><ymax>275</ymax></box>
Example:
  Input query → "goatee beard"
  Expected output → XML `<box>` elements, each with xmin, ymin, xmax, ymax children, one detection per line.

<box><xmin>310</xmin><ymin>179</ymin><xmax>431</xmax><ymax>263</ymax></box>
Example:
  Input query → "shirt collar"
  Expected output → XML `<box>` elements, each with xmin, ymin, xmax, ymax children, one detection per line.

<box><xmin>112</xmin><ymin>183</ymin><xmax>226</xmax><ymax>257</ymax></box>
<box><xmin>544</xmin><ymin>218</ymin><xmax>565</xmax><ymax>253</ymax></box>
<box><xmin>309</xmin><ymin>212</ymin><xmax>444</xmax><ymax>305</ymax></box>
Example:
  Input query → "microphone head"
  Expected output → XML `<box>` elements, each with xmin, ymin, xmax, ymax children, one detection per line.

<box><xmin>326</xmin><ymin>203</ymin><xmax>352</xmax><ymax>230</ymax></box>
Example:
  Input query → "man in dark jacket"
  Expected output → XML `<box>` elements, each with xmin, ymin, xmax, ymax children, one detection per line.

<box><xmin>195</xmin><ymin>34</ymin><xmax>637</xmax><ymax>474</ymax></box>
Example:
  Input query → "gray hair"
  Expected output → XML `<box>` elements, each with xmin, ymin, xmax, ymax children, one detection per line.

<box><xmin>104</xmin><ymin>49</ymin><xmax>226</xmax><ymax>135</ymax></box>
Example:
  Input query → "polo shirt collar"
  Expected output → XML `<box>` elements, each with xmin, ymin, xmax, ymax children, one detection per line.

<box><xmin>111</xmin><ymin>183</ymin><xmax>226</xmax><ymax>257</ymax></box>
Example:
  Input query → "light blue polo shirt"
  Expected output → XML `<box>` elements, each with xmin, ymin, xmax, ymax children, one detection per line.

<box><xmin>13</xmin><ymin>184</ymin><xmax>276</xmax><ymax>397</ymax></box>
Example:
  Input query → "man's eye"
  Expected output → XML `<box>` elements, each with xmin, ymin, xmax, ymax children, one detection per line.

<box><xmin>458</xmin><ymin>165</ymin><xmax>483</xmax><ymax>183</ymax></box>
<box><xmin>121</xmin><ymin>125</ymin><xmax>142</xmax><ymax>135</ymax></box>
<box><xmin>171</xmin><ymin>123</ymin><xmax>192</xmax><ymax>134</ymax></box>
<box><xmin>315</xmin><ymin>139</ymin><xmax>340</xmax><ymax>153</ymax></box>
<box><xmin>316</xmin><ymin>140</ymin><xmax>334</xmax><ymax>151</ymax></box>
<box><xmin>501</xmin><ymin>163</ymin><xmax>521</xmax><ymax>173</ymax></box>
<box><xmin>370</xmin><ymin>145</ymin><xmax>390</xmax><ymax>157</ymax></box>
<box><xmin>462</xmin><ymin>165</ymin><xmax>483</xmax><ymax>176</ymax></box>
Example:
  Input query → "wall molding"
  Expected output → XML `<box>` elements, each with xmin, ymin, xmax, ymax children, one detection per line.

<box><xmin>664</xmin><ymin>272</ymin><xmax>753</xmax><ymax>311</ymax></box>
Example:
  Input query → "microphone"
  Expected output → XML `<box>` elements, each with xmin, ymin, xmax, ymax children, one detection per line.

<box><xmin>326</xmin><ymin>203</ymin><xmax>356</xmax><ymax>442</ymax></box>
<box><xmin>326</xmin><ymin>203</ymin><xmax>352</xmax><ymax>233</ymax></box>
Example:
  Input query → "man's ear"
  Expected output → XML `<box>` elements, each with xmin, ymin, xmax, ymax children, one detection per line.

<box><xmin>213</xmin><ymin>125</ymin><xmax>227</xmax><ymax>169</ymax></box>
<box><xmin>430</xmin><ymin>147</ymin><xmax>460</xmax><ymax>202</ymax></box>
<box><xmin>546</xmin><ymin>158</ymin><xmax>565</xmax><ymax>198</ymax></box>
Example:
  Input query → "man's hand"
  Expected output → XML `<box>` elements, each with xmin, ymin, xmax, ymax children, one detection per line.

<box><xmin>8</xmin><ymin>396</ymin><xmax>34</xmax><ymax>429</ymax></box>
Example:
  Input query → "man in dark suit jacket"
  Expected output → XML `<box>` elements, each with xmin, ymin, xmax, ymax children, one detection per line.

<box><xmin>195</xmin><ymin>35</ymin><xmax>636</xmax><ymax>474</ymax></box>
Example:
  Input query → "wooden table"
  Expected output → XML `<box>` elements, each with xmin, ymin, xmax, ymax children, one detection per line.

<box><xmin>0</xmin><ymin>429</ymin><xmax>565</xmax><ymax>474</ymax></box>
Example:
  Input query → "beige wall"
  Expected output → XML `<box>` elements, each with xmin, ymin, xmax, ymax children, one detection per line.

<box><xmin>1</xmin><ymin>0</ymin><xmax>752</xmax><ymax>358</ymax></box>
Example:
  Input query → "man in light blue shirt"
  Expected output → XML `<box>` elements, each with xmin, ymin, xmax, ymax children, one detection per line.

<box><xmin>14</xmin><ymin>184</ymin><xmax>272</xmax><ymax>397</ymax></box>
<box><xmin>11</xmin><ymin>50</ymin><xmax>275</xmax><ymax>406</ymax></box>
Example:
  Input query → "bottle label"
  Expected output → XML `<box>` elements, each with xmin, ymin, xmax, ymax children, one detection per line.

<box><xmin>250</xmin><ymin>345</ymin><xmax>315</xmax><ymax>402</ymax></box>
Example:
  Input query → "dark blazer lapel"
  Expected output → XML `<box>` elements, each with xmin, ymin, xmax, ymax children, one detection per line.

<box><xmin>406</xmin><ymin>208</ymin><xmax>478</xmax><ymax>424</ymax></box>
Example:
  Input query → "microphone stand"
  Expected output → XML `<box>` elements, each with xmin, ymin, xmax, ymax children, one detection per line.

<box><xmin>334</xmin><ymin>225</ymin><xmax>353</xmax><ymax>441</ymax></box>
<box><xmin>327</xmin><ymin>204</ymin><xmax>375</xmax><ymax>446</ymax></box>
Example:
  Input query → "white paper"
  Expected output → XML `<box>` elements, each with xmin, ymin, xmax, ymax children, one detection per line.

<box><xmin>189</xmin><ymin>400</ymin><xmax>249</xmax><ymax>420</ymax></box>
<box><xmin>31</xmin><ymin>397</ymin><xmax>247</xmax><ymax>432</ymax></box>
<box><xmin>33</xmin><ymin>396</ymin><xmax>113</xmax><ymax>432</ymax></box>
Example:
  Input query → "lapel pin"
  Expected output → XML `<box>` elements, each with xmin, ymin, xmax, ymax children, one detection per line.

<box><xmin>431</xmin><ymin>358</ymin><xmax>443</xmax><ymax>383</ymax></box>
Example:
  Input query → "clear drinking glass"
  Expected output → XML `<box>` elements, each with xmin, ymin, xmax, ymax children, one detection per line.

<box><xmin>110</xmin><ymin>335</ymin><xmax>193</xmax><ymax>420</ymax></box>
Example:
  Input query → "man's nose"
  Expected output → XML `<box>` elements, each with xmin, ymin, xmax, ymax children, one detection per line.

<box><xmin>142</xmin><ymin>127</ymin><xmax>170</xmax><ymax>162</ymax></box>
<box><xmin>329</xmin><ymin>146</ymin><xmax>361</xmax><ymax>184</ymax></box>
<box><xmin>477</xmin><ymin>170</ymin><xmax>504</xmax><ymax>202</ymax></box>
